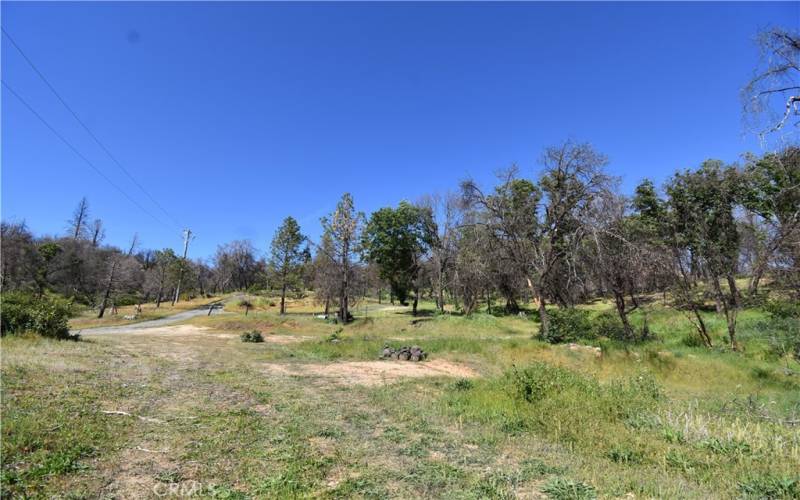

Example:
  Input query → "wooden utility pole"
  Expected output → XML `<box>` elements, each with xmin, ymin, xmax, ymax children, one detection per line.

<box><xmin>172</xmin><ymin>229</ymin><xmax>192</xmax><ymax>305</ymax></box>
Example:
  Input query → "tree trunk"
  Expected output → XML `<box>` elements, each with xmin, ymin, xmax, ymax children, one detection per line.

<box><xmin>748</xmin><ymin>264</ymin><xmax>766</xmax><ymax>296</ymax></box>
<box><xmin>156</xmin><ymin>273</ymin><xmax>165</xmax><ymax>308</ymax></box>
<box><xmin>280</xmin><ymin>282</ymin><xmax>287</xmax><ymax>315</ymax></box>
<box><xmin>97</xmin><ymin>259</ymin><xmax>118</xmax><ymax>319</ymax></box>
<box><xmin>692</xmin><ymin>306</ymin><xmax>712</xmax><ymax>347</ymax></box>
<box><xmin>412</xmin><ymin>287</ymin><xmax>419</xmax><ymax>316</ymax></box>
<box><xmin>726</xmin><ymin>274</ymin><xmax>740</xmax><ymax>308</ymax></box>
<box><xmin>537</xmin><ymin>293</ymin><xmax>549</xmax><ymax>338</ymax></box>
<box><xmin>613</xmin><ymin>291</ymin><xmax>635</xmax><ymax>340</ymax></box>
<box><xmin>437</xmin><ymin>284</ymin><xmax>445</xmax><ymax>313</ymax></box>
<box><xmin>712</xmin><ymin>278</ymin><xmax>738</xmax><ymax>350</ymax></box>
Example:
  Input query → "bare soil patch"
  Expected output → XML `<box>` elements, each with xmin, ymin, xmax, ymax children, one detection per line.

<box><xmin>88</xmin><ymin>324</ymin><xmax>309</xmax><ymax>345</ymax></box>
<box><xmin>261</xmin><ymin>359</ymin><xmax>478</xmax><ymax>386</ymax></box>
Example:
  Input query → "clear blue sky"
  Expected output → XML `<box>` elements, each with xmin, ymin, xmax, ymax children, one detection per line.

<box><xmin>2</xmin><ymin>2</ymin><xmax>797</xmax><ymax>259</ymax></box>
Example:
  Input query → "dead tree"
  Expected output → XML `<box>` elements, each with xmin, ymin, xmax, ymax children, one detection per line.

<box><xmin>743</xmin><ymin>28</ymin><xmax>800</xmax><ymax>139</ymax></box>
<box><xmin>98</xmin><ymin>234</ymin><xmax>138</xmax><ymax>318</ymax></box>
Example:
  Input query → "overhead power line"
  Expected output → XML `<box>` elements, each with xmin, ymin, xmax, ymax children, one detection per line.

<box><xmin>2</xmin><ymin>80</ymin><xmax>171</xmax><ymax>230</ymax></box>
<box><xmin>2</xmin><ymin>27</ymin><xmax>182</xmax><ymax>229</ymax></box>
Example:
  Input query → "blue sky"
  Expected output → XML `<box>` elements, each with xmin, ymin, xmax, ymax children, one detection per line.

<box><xmin>2</xmin><ymin>2</ymin><xmax>796</xmax><ymax>259</ymax></box>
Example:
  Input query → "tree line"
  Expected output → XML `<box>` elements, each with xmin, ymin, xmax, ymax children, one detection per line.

<box><xmin>2</xmin><ymin>142</ymin><xmax>798</xmax><ymax>348</ymax></box>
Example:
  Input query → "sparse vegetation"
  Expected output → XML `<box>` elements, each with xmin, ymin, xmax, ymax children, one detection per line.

<box><xmin>2</xmin><ymin>296</ymin><xmax>799</xmax><ymax>497</ymax></box>
<box><xmin>240</xmin><ymin>330</ymin><xmax>264</xmax><ymax>343</ymax></box>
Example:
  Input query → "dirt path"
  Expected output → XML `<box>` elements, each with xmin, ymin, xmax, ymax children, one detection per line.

<box><xmin>261</xmin><ymin>359</ymin><xmax>478</xmax><ymax>386</ymax></box>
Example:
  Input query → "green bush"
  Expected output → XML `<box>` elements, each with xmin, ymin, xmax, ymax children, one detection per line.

<box><xmin>593</xmin><ymin>312</ymin><xmax>627</xmax><ymax>340</ymax></box>
<box><xmin>541</xmin><ymin>308</ymin><xmax>594</xmax><ymax>344</ymax></box>
<box><xmin>506</xmin><ymin>363</ymin><xmax>661</xmax><ymax>418</ymax></box>
<box><xmin>738</xmin><ymin>474</ymin><xmax>799</xmax><ymax>499</ymax></box>
<box><xmin>607</xmin><ymin>446</ymin><xmax>644</xmax><ymax>464</ymax></box>
<box><xmin>541</xmin><ymin>477</ymin><xmax>597</xmax><ymax>500</ymax></box>
<box><xmin>451</xmin><ymin>378</ymin><xmax>474</xmax><ymax>391</ymax></box>
<box><xmin>764</xmin><ymin>299</ymin><xmax>800</xmax><ymax>319</ymax></box>
<box><xmin>763</xmin><ymin>316</ymin><xmax>800</xmax><ymax>361</ymax></box>
<box><xmin>681</xmin><ymin>333</ymin><xmax>707</xmax><ymax>348</ymax></box>
<box><xmin>507</xmin><ymin>362</ymin><xmax>590</xmax><ymax>402</ymax></box>
<box><xmin>113</xmin><ymin>293</ymin><xmax>141</xmax><ymax>307</ymax></box>
<box><xmin>240</xmin><ymin>330</ymin><xmax>264</xmax><ymax>343</ymax></box>
<box><xmin>1</xmin><ymin>292</ymin><xmax>74</xmax><ymax>340</ymax></box>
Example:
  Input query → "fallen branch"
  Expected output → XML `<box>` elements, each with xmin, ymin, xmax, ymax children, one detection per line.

<box><xmin>135</xmin><ymin>446</ymin><xmax>168</xmax><ymax>453</ymax></box>
<box><xmin>101</xmin><ymin>410</ymin><xmax>165</xmax><ymax>424</ymax></box>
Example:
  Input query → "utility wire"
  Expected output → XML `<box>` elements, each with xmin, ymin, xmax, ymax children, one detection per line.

<box><xmin>2</xmin><ymin>27</ymin><xmax>182</xmax><ymax>229</ymax></box>
<box><xmin>3</xmin><ymin>80</ymin><xmax>172</xmax><ymax>230</ymax></box>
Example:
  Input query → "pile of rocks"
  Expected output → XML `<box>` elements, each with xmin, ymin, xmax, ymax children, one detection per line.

<box><xmin>380</xmin><ymin>345</ymin><xmax>427</xmax><ymax>362</ymax></box>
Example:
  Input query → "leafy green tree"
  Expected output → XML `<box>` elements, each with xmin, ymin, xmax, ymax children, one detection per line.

<box><xmin>666</xmin><ymin>161</ymin><xmax>743</xmax><ymax>349</ymax></box>
<box><xmin>742</xmin><ymin>147</ymin><xmax>800</xmax><ymax>295</ymax></box>
<box><xmin>269</xmin><ymin>216</ymin><xmax>306</xmax><ymax>314</ymax></box>
<box><xmin>35</xmin><ymin>242</ymin><xmax>62</xmax><ymax>297</ymax></box>
<box><xmin>312</xmin><ymin>230</ymin><xmax>339</xmax><ymax>316</ymax></box>
<box><xmin>363</xmin><ymin>201</ymin><xmax>434</xmax><ymax>315</ymax></box>
<box><xmin>461</xmin><ymin>141</ymin><xmax>610</xmax><ymax>336</ymax></box>
<box><xmin>150</xmin><ymin>249</ymin><xmax>178</xmax><ymax>307</ymax></box>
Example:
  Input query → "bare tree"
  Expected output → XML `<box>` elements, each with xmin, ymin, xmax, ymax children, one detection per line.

<box><xmin>213</xmin><ymin>240</ymin><xmax>261</xmax><ymax>292</ymax></box>
<box><xmin>418</xmin><ymin>192</ymin><xmax>460</xmax><ymax>313</ymax></box>
<box><xmin>584</xmin><ymin>190</ymin><xmax>653</xmax><ymax>339</ymax></box>
<box><xmin>743</xmin><ymin>27</ymin><xmax>800</xmax><ymax>139</ymax></box>
<box><xmin>98</xmin><ymin>234</ymin><xmax>138</xmax><ymax>318</ymax></box>
<box><xmin>90</xmin><ymin>219</ymin><xmax>105</xmax><ymax>247</ymax></box>
<box><xmin>67</xmin><ymin>197</ymin><xmax>91</xmax><ymax>240</ymax></box>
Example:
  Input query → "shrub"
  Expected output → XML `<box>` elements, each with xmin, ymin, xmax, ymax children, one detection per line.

<box><xmin>699</xmin><ymin>437</ymin><xmax>752</xmax><ymax>456</ymax></box>
<box><xmin>541</xmin><ymin>477</ymin><xmax>596</xmax><ymax>500</ymax></box>
<box><xmin>507</xmin><ymin>362</ymin><xmax>589</xmax><ymax>402</ymax></box>
<box><xmin>1</xmin><ymin>292</ymin><xmax>75</xmax><ymax>340</ymax></box>
<box><xmin>541</xmin><ymin>308</ymin><xmax>593</xmax><ymax>344</ymax></box>
<box><xmin>506</xmin><ymin>363</ymin><xmax>661</xmax><ymax>419</ymax></box>
<box><xmin>607</xmin><ymin>446</ymin><xmax>644</xmax><ymax>464</ymax></box>
<box><xmin>238</xmin><ymin>300</ymin><xmax>253</xmax><ymax>315</ymax></box>
<box><xmin>327</xmin><ymin>328</ymin><xmax>342</xmax><ymax>343</ymax></box>
<box><xmin>593</xmin><ymin>312</ymin><xmax>627</xmax><ymax>340</ymax></box>
<box><xmin>760</xmin><ymin>316</ymin><xmax>800</xmax><ymax>361</ymax></box>
<box><xmin>240</xmin><ymin>330</ymin><xmax>264</xmax><ymax>343</ymax></box>
<box><xmin>681</xmin><ymin>333</ymin><xmax>707</xmax><ymax>348</ymax></box>
<box><xmin>765</xmin><ymin>299</ymin><xmax>800</xmax><ymax>319</ymax></box>
<box><xmin>738</xmin><ymin>474</ymin><xmax>799</xmax><ymax>499</ymax></box>
<box><xmin>113</xmin><ymin>293</ymin><xmax>141</xmax><ymax>307</ymax></box>
<box><xmin>452</xmin><ymin>378</ymin><xmax>474</xmax><ymax>391</ymax></box>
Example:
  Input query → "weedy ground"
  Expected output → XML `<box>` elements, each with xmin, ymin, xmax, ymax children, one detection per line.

<box><xmin>2</xmin><ymin>294</ymin><xmax>799</xmax><ymax>498</ymax></box>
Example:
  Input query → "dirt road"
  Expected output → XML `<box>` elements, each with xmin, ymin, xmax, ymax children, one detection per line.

<box><xmin>73</xmin><ymin>301</ymin><xmax>226</xmax><ymax>336</ymax></box>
